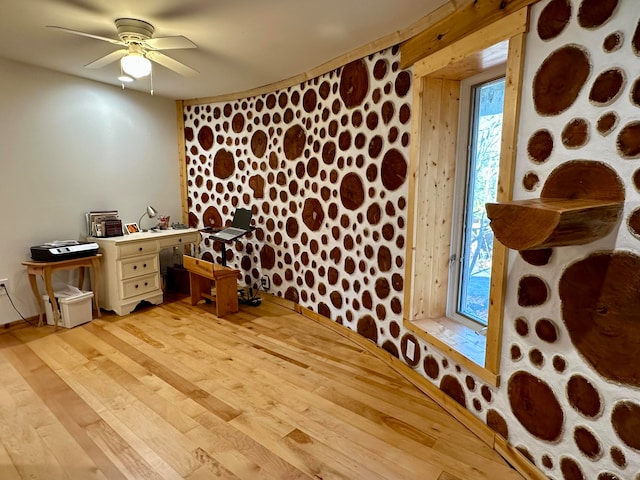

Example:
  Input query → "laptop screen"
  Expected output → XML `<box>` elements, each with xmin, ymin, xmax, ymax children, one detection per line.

<box><xmin>231</xmin><ymin>208</ymin><xmax>252</xmax><ymax>229</ymax></box>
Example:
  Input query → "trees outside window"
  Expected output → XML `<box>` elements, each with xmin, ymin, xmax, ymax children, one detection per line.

<box><xmin>451</xmin><ymin>76</ymin><xmax>505</xmax><ymax>327</ymax></box>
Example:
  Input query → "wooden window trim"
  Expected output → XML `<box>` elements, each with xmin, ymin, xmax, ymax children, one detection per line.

<box><xmin>403</xmin><ymin>9</ymin><xmax>528</xmax><ymax>386</ymax></box>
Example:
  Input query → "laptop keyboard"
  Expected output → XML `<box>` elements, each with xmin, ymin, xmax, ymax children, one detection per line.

<box><xmin>215</xmin><ymin>227</ymin><xmax>245</xmax><ymax>240</ymax></box>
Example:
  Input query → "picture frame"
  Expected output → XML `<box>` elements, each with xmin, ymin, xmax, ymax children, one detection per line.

<box><xmin>124</xmin><ymin>222</ymin><xmax>140</xmax><ymax>235</ymax></box>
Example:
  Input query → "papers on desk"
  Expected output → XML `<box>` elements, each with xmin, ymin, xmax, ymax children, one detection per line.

<box><xmin>42</xmin><ymin>240</ymin><xmax>80</xmax><ymax>247</ymax></box>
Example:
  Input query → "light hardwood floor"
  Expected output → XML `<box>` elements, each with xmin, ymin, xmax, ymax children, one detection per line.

<box><xmin>0</xmin><ymin>296</ymin><xmax>524</xmax><ymax>480</ymax></box>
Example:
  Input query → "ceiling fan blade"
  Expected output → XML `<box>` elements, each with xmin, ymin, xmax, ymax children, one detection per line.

<box><xmin>46</xmin><ymin>0</ymin><xmax>107</xmax><ymax>15</ymax></box>
<box><xmin>147</xmin><ymin>51</ymin><xmax>198</xmax><ymax>76</ymax></box>
<box><xmin>47</xmin><ymin>25</ymin><xmax>125</xmax><ymax>46</ymax></box>
<box><xmin>144</xmin><ymin>36</ymin><xmax>197</xmax><ymax>51</ymax></box>
<box><xmin>85</xmin><ymin>49</ymin><xmax>127</xmax><ymax>69</ymax></box>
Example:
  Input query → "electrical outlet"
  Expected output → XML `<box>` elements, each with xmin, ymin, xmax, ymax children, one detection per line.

<box><xmin>260</xmin><ymin>275</ymin><xmax>270</xmax><ymax>291</ymax></box>
<box><xmin>0</xmin><ymin>278</ymin><xmax>8</xmax><ymax>296</ymax></box>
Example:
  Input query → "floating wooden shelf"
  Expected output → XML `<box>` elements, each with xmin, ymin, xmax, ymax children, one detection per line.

<box><xmin>485</xmin><ymin>198</ymin><xmax>622</xmax><ymax>250</ymax></box>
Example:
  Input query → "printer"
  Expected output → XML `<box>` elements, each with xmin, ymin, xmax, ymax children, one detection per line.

<box><xmin>30</xmin><ymin>240</ymin><xmax>99</xmax><ymax>262</ymax></box>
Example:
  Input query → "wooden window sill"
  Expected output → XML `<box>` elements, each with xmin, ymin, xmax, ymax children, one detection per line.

<box><xmin>405</xmin><ymin>316</ymin><xmax>498</xmax><ymax>386</ymax></box>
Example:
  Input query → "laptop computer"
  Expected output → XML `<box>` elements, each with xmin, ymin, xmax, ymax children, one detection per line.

<box><xmin>209</xmin><ymin>208</ymin><xmax>253</xmax><ymax>242</ymax></box>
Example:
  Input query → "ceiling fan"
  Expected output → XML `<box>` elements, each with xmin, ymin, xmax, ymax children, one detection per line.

<box><xmin>48</xmin><ymin>18</ymin><xmax>198</xmax><ymax>81</ymax></box>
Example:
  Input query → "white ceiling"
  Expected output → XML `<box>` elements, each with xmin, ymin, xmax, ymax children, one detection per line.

<box><xmin>0</xmin><ymin>0</ymin><xmax>448</xmax><ymax>100</ymax></box>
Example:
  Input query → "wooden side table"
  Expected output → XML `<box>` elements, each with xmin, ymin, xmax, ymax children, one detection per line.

<box><xmin>22</xmin><ymin>254</ymin><xmax>102</xmax><ymax>328</ymax></box>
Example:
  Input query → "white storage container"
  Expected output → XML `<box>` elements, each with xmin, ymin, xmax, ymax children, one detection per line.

<box><xmin>43</xmin><ymin>290</ymin><xmax>94</xmax><ymax>328</ymax></box>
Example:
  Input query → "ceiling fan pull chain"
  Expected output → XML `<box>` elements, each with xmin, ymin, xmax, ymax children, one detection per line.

<box><xmin>150</xmin><ymin>67</ymin><xmax>154</xmax><ymax>96</ymax></box>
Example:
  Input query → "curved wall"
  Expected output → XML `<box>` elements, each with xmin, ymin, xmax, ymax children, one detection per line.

<box><xmin>183</xmin><ymin>46</ymin><xmax>412</xmax><ymax>350</ymax></box>
<box><xmin>183</xmin><ymin>2</ymin><xmax>640</xmax><ymax>477</ymax></box>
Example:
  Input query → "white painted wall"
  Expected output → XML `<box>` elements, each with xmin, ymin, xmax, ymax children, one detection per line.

<box><xmin>0</xmin><ymin>57</ymin><xmax>183</xmax><ymax>324</ymax></box>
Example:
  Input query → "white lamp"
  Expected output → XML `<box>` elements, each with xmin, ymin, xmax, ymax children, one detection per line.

<box><xmin>138</xmin><ymin>205</ymin><xmax>158</xmax><ymax>231</ymax></box>
<box><xmin>121</xmin><ymin>51</ymin><xmax>152</xmax><ymax>79</ymax></box>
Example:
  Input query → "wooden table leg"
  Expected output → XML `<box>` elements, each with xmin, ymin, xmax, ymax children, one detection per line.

<box><xmin>90</xmin><ymin>257</ymin><xmax>101</xmax><ymax>318</ymax></box>
<box><xmin>26</xmin><ymin>273</ymin><xmax>45</xmax><ymax>327</ymax></box>
<box><xmin>78</xmin><ymin>267</ymin><xmax>85</xmax><ymax>290</ymax></box>
<box><xmin>189</xmin><ymin>272</ymin><xmax>202</xmax><ymax>305</ymax></box>
<box><xmin>214</xmin><ymin>275</ymin><xmax>239</xmax><ymax>317</ymax></box>
<box><xmin>43</xmin><ymin>266</ymin><xmax>60</xmax><ymax>330</ymax></box>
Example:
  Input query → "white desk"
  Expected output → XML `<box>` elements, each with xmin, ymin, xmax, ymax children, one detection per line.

<box><xmin>90</xmin><ymin>229</ymin><xmax>200</xmax><ymax>315</ymax></box>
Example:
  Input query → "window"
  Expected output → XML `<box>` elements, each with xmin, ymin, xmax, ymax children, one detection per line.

<box><xmin>449</xmin><ymin>73</ymin><xmax>505</xmax><ymax>330</ymax></box>
<box><xmin>403</xmin><ymin>10</ymin><xmax>527</xmax><ymax>385</ymax></box>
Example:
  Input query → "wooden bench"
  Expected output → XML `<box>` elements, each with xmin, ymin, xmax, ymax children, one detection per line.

<box><xmin>183</xmin><ymin>255</ymin><xmax>239</xmax><ymax>317</ymax></box>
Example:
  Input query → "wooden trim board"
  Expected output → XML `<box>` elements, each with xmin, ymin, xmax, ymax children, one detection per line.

<box><xmin>175</xmin><ymin>99</ymin><xmax>189</xmax><ymax>225</ymax></box>
<box><xmin>400</xmin><ymin>0</ymin><xmax>540</xmax><ymax>68</ymax></box>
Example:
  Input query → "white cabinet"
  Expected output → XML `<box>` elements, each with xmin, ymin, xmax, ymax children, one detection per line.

<box><xmin>91</xmin><ymin>229</ymin><xmax>200</xmax><ymax>315</ymax></box>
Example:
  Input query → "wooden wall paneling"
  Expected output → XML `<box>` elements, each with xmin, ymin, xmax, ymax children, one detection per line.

<box><xmin>414</xmin><ymin>77</ymin><xmax>442</xmax><ymax>320</ymax></box>
<box><xmin>427</xmin><ymin>40</ymin><xmax>510</xmax><ymax>82</ymax></box>
<box><xmin>400</xmin><ymin>0</ymin><xmax>540</xmax><ymax>69</ymax></box>
<box><xmin>484</xmin><ymin>31</ymin><xmax>527</xmax><ymax>375</ymax></box>
<box><xmin>403</xmin><ymin>75</ymin><xmax>426</xmax><ymax>323</ymax></box>
<box><xmin>433</xmin><ymin>79</ymin><xmax>461</xmax><ymax>319</ymax></box>
<box><xmin>404</xmin><ymin>73</ymin><xmax>503</xmax><ymax>384</ymax></box>
<box><xmin>413</xmin><ymin>8</ymin><xmax>528</xmax><ymax>78</ymax></box>
<box><xmin>407</xmin><ymin>77</ymin><xmax>460</xmax><ymax>322</ymax></box>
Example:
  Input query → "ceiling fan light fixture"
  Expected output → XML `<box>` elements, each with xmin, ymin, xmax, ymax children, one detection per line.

<box><xmin>121</xmin><ymin>53</ymin><xmax>151</xmax><ymax>78</ymax></box>
<box><xmin>49</xmin><ymin>18</ymin><xmax>198</xmax><ymax>86</ymax></box>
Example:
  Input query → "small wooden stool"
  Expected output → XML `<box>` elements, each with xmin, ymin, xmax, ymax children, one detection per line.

<box><xmin>183</xmin><ymin>256</ymin><xmax>239</xmax><ymax>317</ymax></box>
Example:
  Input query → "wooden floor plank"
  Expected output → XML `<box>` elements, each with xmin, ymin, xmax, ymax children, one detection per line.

<box><xmin>0</xmin><ymin>440</ymin><xmax>23</xmax><ymax>480</ymax></box>
<box><xmin>4</xmin><ymin>342</ymin><xmax>173</xmax><ymax>480</ymax></box>
<box><xmin>140</xmin><ymin>318</ymin><xmax>514</xmax><ymax>479</ymax></box>
<box><xmin>168</xmin><ymin>323</ymin><xmax>476</xmax><ymax>449</ymax></box>
<box><xmin>99</xmin><ymin>304</ymin><xmax>519</xmax><ymax>479</ymax></box>
<box><xmin>189</xmin><ymin>411</ymin><xmax>309</xmax><ymax>480</ymax></box>
<box><xmin>0</xmin><ymin>296</ymin><xmax>524</xmax><ymax>480</ymax></box>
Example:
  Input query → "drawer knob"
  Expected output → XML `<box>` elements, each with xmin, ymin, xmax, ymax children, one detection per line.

<box><xmin>135</xmin><ymin>284</ymin><xmax>139</xmax><ymax>289</ymax></box>
<box><xmin>133</xmin><ymin>265</ymin><xmax>137</xmax><ymax>270</ymax></box>
<box><xmin>143</xmin><ymin>263</ymin><xmax>147</xmax><ymax>268</ymax></box>
<box><xmin>139</xmin><ymin>247</ymin><xmax>143</xmax><ymax>251</ymax></box>
<box><xmin>144</xmin><ymin>282</ymin><xmax>148</xmax><ymax>286</ymax></box>
<box><xmin>179</xmin><ymin>239</ymin><xmax>182</xmax><ymax>243</ymax></box>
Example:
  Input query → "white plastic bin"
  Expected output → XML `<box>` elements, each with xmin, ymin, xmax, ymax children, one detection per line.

<box><xmin>43</xmin><ymin>290</ymin><xmax>94</xmax><ymax>328</ymax></box>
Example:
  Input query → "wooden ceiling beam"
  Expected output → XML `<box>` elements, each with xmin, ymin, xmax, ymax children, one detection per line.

<box><xmin>400</xmin><ymin>0</ymin><xmax>540</xmax><ymax>69</ymax></box>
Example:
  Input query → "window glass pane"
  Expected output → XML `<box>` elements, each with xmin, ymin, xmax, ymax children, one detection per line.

<box><xmin>458</xmin><ymin>78</ymin><xmax>505</xmax><ymax>325</ymax></box>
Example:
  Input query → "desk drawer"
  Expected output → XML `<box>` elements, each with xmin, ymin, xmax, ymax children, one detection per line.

<box><xmin>120</xmin><ymin>273</ymin><xmax>159</xmax><ymax>300</ymax></box>
<box><xmin>158</xmin><ymin>232</ymin><xmax>199</xmax><ymax>249</ymax></box>
<box><xmin>119</xmin><ymin>255</ymin><xmax>159</xmax><ymax>280</ymax></box>
<box><xmin>118</xmin><ymin>241</ymin><xmax>158</xmax><ymax>258</ymax></box>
